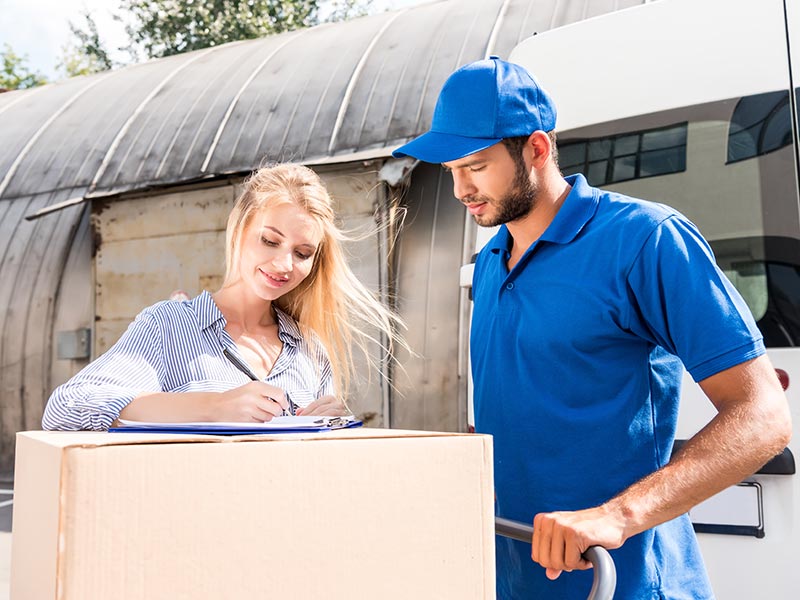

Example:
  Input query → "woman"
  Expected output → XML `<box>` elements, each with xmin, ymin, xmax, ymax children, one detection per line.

<box><xmin>42</xmin><ymin>163</ymin><xmax>403</xmax><ymax>430</ymax></box>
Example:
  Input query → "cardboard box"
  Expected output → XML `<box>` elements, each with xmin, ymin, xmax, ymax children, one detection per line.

<box><xmin>11</xmin><ymin>428</ymin><xmax>494</xmax><ymax>599</ymax></box>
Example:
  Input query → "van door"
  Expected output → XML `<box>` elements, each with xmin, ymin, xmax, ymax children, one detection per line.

<box><xmin>503</xmin><ymin>0</ymin><xmax>800</xmax><ymax>597</ymax></box>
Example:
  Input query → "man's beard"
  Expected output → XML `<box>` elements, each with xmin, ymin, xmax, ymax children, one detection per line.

<box><xmin>472</xmin><ymin>162</ymin><xmax>539</xmax><ymax>227</ymax></box>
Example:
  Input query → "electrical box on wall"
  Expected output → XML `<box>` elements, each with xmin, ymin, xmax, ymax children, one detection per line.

<box><xmin>56</xmin><ymin>328</ymin><xmax>91</xmax><ymax>360</ymax></box>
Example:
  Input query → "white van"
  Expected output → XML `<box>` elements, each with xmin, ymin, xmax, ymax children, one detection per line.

<box><xmin>465</xmin><ymin>0</ymin><xmax>800</xmax><ymax>597</ymax></box>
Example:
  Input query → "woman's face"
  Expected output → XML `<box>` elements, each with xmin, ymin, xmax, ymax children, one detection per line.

<box><xmin>238</xmin><ymin>202</ymin><xmax>323</xmax><ymax>301</ymax></box>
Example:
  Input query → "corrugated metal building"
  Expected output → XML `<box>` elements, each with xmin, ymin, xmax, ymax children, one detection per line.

<box><xmin>0</xmin><ymin>0</ymin><xmax>645</xmax><ymax>474</ymax></box>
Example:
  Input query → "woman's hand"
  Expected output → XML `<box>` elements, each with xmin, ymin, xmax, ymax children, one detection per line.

<box><xmin>212</xmin><ymin>381</ymin><xmax>289</xmax><ymax>422</ymax></box>
<box><xmin>295</xmin><ymin>395</ymin><xmax>349</xmax><ymax>416</ymax></box>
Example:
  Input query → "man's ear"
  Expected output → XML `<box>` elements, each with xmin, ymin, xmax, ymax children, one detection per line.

<box><xmin>526</xmin><ymin>131</ymin><xmax>552</xmax><ymax>168</ymax></box>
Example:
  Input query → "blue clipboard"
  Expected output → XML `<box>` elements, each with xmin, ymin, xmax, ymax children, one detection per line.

<box><xmin>108</xmin><ymin>416</ymin><xmax>363</xmax><ymax>435</ymax></box>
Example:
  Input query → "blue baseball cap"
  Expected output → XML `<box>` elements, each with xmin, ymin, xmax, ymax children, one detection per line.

<box><xmin>392</xmin><ymin>56</ymin><xmax>557</xmax><ymax>164</ymax></box>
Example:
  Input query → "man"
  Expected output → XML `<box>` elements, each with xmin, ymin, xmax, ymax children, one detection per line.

<box><xmin>393</xmin><ymin>57</ymin><xmax>792</xmax><ymax>599</ymax></box>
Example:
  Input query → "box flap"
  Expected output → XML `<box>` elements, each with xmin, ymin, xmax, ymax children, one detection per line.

<box><xmin>17</xmin><ymin>430</ymin><xmax>224</xmax><ymax>449</ymax></box>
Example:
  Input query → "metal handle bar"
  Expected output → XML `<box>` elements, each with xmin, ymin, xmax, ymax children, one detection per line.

<box><xmin>495</xmin><ymin>517</ymin><xmax>617</xmax><ymax>600</ymax></box>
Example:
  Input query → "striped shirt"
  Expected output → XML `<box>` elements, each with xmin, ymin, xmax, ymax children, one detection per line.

<box><xmin>42</xmin><ymin>291</ymin><xmax>334</xmax><ymax>431</ymax></box>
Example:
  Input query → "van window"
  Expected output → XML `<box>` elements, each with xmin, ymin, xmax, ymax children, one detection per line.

<box><xmin>559</xmin><ymin>93</ymin><xmax>800</xmax><ymax>347</ymax></box>
<box><xmin>727</xmin><ymin>91</ymin><xmax>791</xmax><ymax>163</ymax></box>
<box><xmin>723</xmin><ymin>261</ymin><xmax>768</xmax><ymax>321</ymax></box>
<box><xmin>560</xmin><ymin>123</ymin><xmax>687</xmax><ymax>186</ymax></box>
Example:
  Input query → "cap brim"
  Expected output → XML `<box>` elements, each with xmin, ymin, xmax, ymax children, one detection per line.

<box><xmin>392</xmin><ymin>131</ymin><xmax>501</xmax><ymax>163</ymax></box>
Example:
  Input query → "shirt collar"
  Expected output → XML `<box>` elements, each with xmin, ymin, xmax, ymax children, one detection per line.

<box><xmin>541</xmin><ymin>173</ymin><xmax>598</xmax><ymax>244</ymax></box>
<box><xmin>193</xmin><ymin>290</ymin><xmax>226</xmax><ymax>331</ymax></box>
<box><xmin>274</xmin><ymin>305</ymin><xmax>303</xmax><ymax>346</ymax></box>
<box><xmin>486</xmin><ymin>173</ymin><xmax>598</xmax><ymax>254</ymax></box>
<box><xmin>192</xmin><ymin>290</ymin><xmax>303</xmax><ymax>346</ymax></box>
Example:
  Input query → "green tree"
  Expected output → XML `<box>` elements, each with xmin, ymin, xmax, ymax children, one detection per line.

<box><xmin>0</xmin><ymin>44</ymin><xmax>47</xmax><ymax>90</ymax></box>
<box><xmin>119</xmin><ymin>0</ymin><xmax>375</xmax><ymax>60</ymax></box>
<box><xmin>58</xmin><ymin>11</ymin><xmax>115</xmax><ymax>78</ymax></box>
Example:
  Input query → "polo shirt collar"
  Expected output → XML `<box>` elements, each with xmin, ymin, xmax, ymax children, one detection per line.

<box><xmin>486</xmin><ymin>173</ymin><xmax>598</xmax><ymax>254</ymax></box>
<box><xmin>541</xmin><ymin>174</ymin><xmax>598</xmax><ymax>244</ymax></box>
<box><xmin>192</xmin><ymin>290</ymin><xmax>302</xmax><ymax>346</ymax></box>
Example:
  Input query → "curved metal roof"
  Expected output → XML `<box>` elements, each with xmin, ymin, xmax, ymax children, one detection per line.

<box><xmin>0</xmin><ymin>0</ymin><xmax>644</xmax><ymax>203</ymax></box>
<box><xmin>0</xmin><ymin>0</ymin><xmax>644</xmax><ymax>468</ymax></box>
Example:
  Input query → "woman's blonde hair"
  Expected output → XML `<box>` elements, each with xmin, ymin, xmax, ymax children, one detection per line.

<box><xmin>222</xmin><ymin>163</ymin><xmax>403</xmax><ymax>400</ymax></box>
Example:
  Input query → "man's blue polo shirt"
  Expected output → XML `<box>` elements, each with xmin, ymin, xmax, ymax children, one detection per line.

<box><xmin>471</xmin><ymin>174</ymin><xmax>764</xmax><ymax>600</ymax></box>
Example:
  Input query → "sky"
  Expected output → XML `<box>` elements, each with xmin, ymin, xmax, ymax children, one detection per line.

<box><xmin>0</xmin><ymin>0</ymin><xmax>432</xmax><ymax>81</ymax></box>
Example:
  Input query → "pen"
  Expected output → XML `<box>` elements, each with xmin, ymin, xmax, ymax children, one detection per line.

<box><xmin>223</xmin><ymin>348</ymin><xmax>296</xmax><ymax>416</ymax></box>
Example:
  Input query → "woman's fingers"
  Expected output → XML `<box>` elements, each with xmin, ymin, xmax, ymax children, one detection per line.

<box><xmin>257</xmin><ymin>397</ymin><xmax>285</xmax><ymax>419</ymax></box>
<box><xmin>248</xmin><ymin>382</ymin><xmax>288</xmax><ymax>412</ymax></box>
<box><xmin>216</xmin><ymin>382</ymin><xmax>290</xmax><ymax>421</ymax></box>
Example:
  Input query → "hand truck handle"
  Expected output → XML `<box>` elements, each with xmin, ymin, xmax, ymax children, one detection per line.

<box><xmin>494</xmin><ymin>516</ymin><xmax>617</xmax><ymax>600</ymax></box>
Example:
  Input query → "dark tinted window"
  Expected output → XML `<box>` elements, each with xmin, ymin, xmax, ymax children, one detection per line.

<box><xmin>727</xmin><ymin>91</ymin><xmax>791</xmax><ymax>162</ymax></box>
<box><xmin>714</xmin><ymin>237</ymin><xmax>800</xmax><ymax>347</ymax></box>
<box><xmin>560</xmin><ymin>123</ymin><xmax>687</xmax><ymax>186</ymax></box>
<box><xmin>559</xmin><ymin>94</ymin><xmax>800</xmax><ymax>347</ymax></box>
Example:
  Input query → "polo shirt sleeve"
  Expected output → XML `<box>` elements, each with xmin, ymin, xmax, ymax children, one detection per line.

<box><xmin>624</xmin><ymin>214</ymin><xmax>764</xmax><ymax>383</ymax></box>
<box><xmin>42</xmin><ymin>311</ymin><xmax>165</xmax><ymax>431</ymax></box>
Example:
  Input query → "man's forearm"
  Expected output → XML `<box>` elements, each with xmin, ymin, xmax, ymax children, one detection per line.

<box><xmin>607</xmin><ymin>357</ymin><xmax>791</xmax><ymax>541</ymax></box>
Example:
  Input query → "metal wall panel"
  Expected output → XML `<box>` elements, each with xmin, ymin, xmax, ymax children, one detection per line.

<box><xmin>0</xmin><ymin>81</ymin><xmax>85</xmax><ymax>197</ymax></box>
<box><xmin>338</xmin><ymin>0</ymin><xmax>502</xmax><ymax>152</ymax></box>
<box><xmin>316</xmin><ymin>164</ymin><xmax>389</xmax><ymax>425</ymax></box>
<box><xmin>93</xmin><ymin>185</ymin><xmax>236</xmax><ymax>354</ymax></box>
<box><xmin>48</xmin><ymin>207</ymin><xmax>93</xmax><ymax>411</ymax></box>
<box><xmin>0</xmin><ymin>192</ymin><xmax>85</xmax><ymax>474</ymax></box>
<box><xmin>1</xmin><ymin>60</ymin><xmax>183</xmax><ymax>200</ymax></box>
<box><xmin>392</xmin><ymin>162</ymin><xmax>465</xmax><ymax>431</ymax></box>
<box><xmin>217</xmin><ymin>15</ymin><xmax>395</xmax><ymax>170</ymax></box>
<box><xmin>99</xmin><ymin>43</ymin><xmax>268</xmax><ymax>189</ymax></box>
